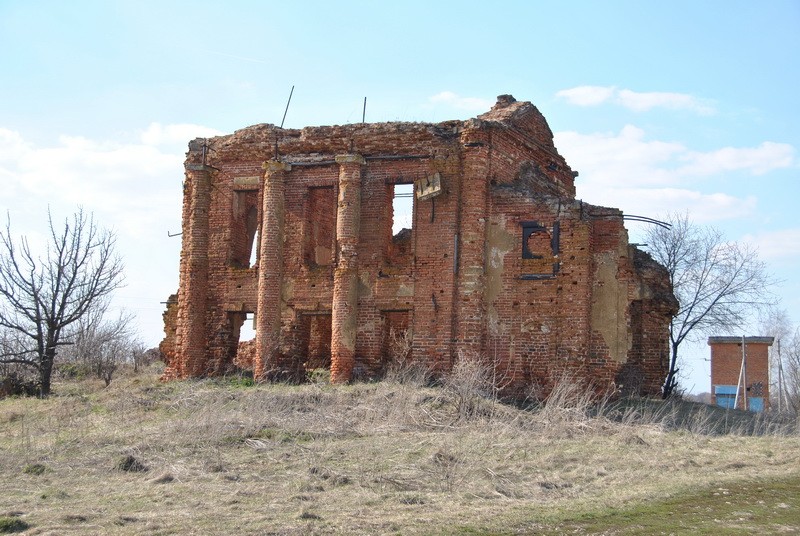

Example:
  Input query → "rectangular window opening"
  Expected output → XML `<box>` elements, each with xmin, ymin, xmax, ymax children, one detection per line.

<box><xmin>231</xmin><ymin>191</ymin><xmax>259</xmax><ymax>268</ymax></box>
<box><xmin>392</xmin><ymin>183</ymin><xmax>414</xmax><ymax>235</ymax></box>
<box><xmin>387</xmin><ymin>182</ymin><xmax>414</xmax><ymax>266</ymax></box>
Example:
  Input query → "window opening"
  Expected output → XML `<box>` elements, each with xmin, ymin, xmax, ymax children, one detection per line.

<box><xmin>387</xmin><ymin>183</ymin><xmax>414</xmax><ymax>266</ymax></box>
<box><xmin>520</xmin><ymin>220</ymin><xmax>560</xmax><ymax>279</ymax></box>
<box><xmin>231</xmin><ymin>311</ymin><xmax>256</xmax><ymax>371</ymax></box>
<box><xmin>392</xmin><ymin>183</ymin><xmax>414</xmax><ymax>234</ymax></box>
<box><xmin>231</xmin><ymin>193</ymin><xmax>259</xmax><ymax>268</ymax></box>
<box><xmin>240</xmin><ymin>312</ymin><xmax>256</xmax><ymax>341</ymax></box>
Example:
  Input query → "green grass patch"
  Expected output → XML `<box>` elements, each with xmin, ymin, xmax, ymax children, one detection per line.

<box><xmin>551</xmin><ymin>475</ymin><xmax>800</xmax><ymax>535</ymax></box>
<box><xmin>0</xmin><ymin>516</ymin><xmax>30</xmax><ymax>534</ymax></box>
<box><xmin>22</xmin><ymin>463</ymin><xmax>46</xmax><ymax>475</ymax></box>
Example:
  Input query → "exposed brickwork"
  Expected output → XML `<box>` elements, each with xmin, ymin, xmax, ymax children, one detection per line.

<box><xmin>161</xmin><ymin>95</ymin><xmax>677</xmax><ymax>397</ymax></box>
<box><xmin>709</xmin><ymin>337</ymin><xmax>773</xmax><ymax>410</ymax></box>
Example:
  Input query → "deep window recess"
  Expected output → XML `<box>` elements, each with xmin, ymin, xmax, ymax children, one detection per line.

<box><xmin>231</xmin><ymin>192</ymin><xmax>259</xmax><ymax>268</ymax></box>
<box><xmin>520</xmin><ymin>220</ymin><xmax>560</xmax><ymax>279</ymax></box>
<box><xmin>297</xmin><ymin>313</ymin><xmax>332</xmax><ymax>370</ymax></box>
<box><xmin>304</xmin><ymin>186</ymin><xmax>337</xmax><ymax>266</ymax></box>
<box><xmin>392</xmin><ymin>183</ymin><xmax>414</xmax><ymax>234</ymax></box>
<box><xmin>386</xmin><ymin>182</ymin><xmax>414</xmax><ymax>266</ymax></box>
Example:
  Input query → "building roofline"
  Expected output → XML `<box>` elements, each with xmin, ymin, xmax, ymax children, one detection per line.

<box><xmin>707</xmin><ymin>336</ymin><xmax>775</xmax><ymax>345</ymax></box>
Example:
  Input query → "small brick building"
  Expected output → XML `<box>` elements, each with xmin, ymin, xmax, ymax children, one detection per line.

<box><xmin>161</xmin><ymin>95</ymin><xmax>677</xmax><ymax>396</ymax></box>
<box><xmin>709</xmin><ymin>336</ymin><xmax>773</xmax><ymax>412</ymax></box>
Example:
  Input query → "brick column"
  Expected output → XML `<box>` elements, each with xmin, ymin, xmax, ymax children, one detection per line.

<box><xmin>455</xmin><ymin>127</ymin><xmax>490</xmax><ymax>359</ymax></box>
<box><xmin>330</xmin><ymin>154</ymin><xmax>364</xmax><ymax>383</ymax></box>
<box><xmin>178</xmin><ymin>164</ymin><xmax>213</xmax><ymax>377</ymax></box>
<box><xmin>254</xmin><ymin>160</ymin><xmax>291</xmax><ymax>380</ymax></box>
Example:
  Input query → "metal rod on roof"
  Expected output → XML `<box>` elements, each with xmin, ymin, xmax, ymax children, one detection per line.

<box><xmin>622</xmin><ymin>214</ymin><xmax>672</xmax><ymax>229</ymax></box>
<box><xmin>362</xmin><ymin>97</ymin><xmax>367</xmax><ymax>124</ymax></box>
<box><xmin>280</xmin><ymin>85</ymin><xmax>294</xmax><ymax>129</ymax></box>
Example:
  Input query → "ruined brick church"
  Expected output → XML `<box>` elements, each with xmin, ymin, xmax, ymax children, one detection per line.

<box><xmin>160</xmin><ymin>95</ymin><xmax>677</xmax><ymax>396</ymax></box>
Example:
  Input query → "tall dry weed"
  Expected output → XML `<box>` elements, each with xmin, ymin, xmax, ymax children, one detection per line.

<box><xmin>383</xmin><ymin>328</ymin><xmax>430</xmax><ymax>387</ymax></box>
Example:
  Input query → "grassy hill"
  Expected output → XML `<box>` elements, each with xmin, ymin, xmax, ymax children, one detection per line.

<box><xmin>1</xmin><ymin>363</ymin><xmax>798</xmax><ymax>534</ymax></box>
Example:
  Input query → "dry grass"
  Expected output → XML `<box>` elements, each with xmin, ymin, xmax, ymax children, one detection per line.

<box><xmin>1</xmin><ymin>363</ymin><xmax>798</xmax><ymax>535</ymax></box>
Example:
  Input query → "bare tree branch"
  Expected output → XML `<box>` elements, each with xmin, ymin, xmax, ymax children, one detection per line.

<box><xmin>645</xmin><ymin>212</ymin><xmax>778</xmax><ymax>397</ymax></box>
<box><xmin>0</xmin><ymin>208</ymin><xmax>124</xmax><ymax>396</ymax></box>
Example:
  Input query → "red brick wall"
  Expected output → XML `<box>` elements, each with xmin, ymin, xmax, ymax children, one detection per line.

<box><xmin>710</xmin><ymin>338</ymin><xmax>772</xmax><ymax>410</ymax></box>
<box><xmin>162</xmin><ymin>96</ymin><xmax>676</xmax><ymax>398</ymax></box>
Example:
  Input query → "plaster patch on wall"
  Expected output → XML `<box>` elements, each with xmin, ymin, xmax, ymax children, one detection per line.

<box><xmin>397</xmin><ymin>283</ymin><xmax>414</xmax><ymax>297</ymax></box>
<box><xmin>485</xmin><ymin>218</ymin><xmax>516</xmax><ymax>336</ymax></box>
<box><xmin>358</xmin><ymin>272</ymin><xmax>373</xmax><ymax>298</ymax></box>
<box><xmin>591</xmin><ymin>251</ymin><xmax>631</xmax><ymax>363</ymax></box>
<box><xmin>281</xmin><ymin>279</ymin><xmax>294</xmax><ymax>304</ymax></box>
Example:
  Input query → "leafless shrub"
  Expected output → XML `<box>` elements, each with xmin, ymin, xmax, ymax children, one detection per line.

<box><xmin>133</xmin><ymin>346</ymin><xmax>160</xmax><ymax>373</ymax></box>
<box><xmin>0</xmin><ymin>364</ymin><xmax>39</xmax><ymax>398</ymax></box>
<box><xmin>439</xmin><ymin>351</ymin><xmax>516</xmax><ymax>425</ymax></box>
<box><xmin>427</xmin><ymin>446</ymin><xmax>466</xmax><ymax>492</ymax></box>
<box><xmin>61</xmin><ymin>304</ymin><xmax>142</xmax><ymax>386</ymax></box>
<box><xmin>525</xmin><ymin>373</ymin><xmax>616</xmax><ymax>437</ymax></box>
<box><xmin>383</xmin><ymin>328</ymin><xmax>430</xmax><ymax>386</ymax></box>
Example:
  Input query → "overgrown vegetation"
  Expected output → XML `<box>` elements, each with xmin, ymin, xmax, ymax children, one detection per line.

<box><xmin>0</xmin><ymin>360</ymin><xmax>798</xmax><ymax>534</ymax></box>
<box><xmin>644</xmin><ymin>212</ymin><xmax>777</xmax><ymax>397</ymax></box>
<box><xmin>0</xmin><ymin>209</ymin><xmax>125</xmax><ymax>396</ymax></box>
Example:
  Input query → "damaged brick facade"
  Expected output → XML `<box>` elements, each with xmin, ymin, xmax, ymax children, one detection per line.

<box><xmin>161</xmin><ymin>95</ymin><xmax>677</xmax><ymax>396</ymax></box>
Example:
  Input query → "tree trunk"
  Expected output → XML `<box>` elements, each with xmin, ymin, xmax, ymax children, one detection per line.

<box><xmin>38</xmin><ymin>348</ymin><xmax>56</xmax><ymax>397</ymax></box>
<box><xmin>662</xmin><ymin>342</ymin><xmax>680</xmax><ymax>399</ymax></box>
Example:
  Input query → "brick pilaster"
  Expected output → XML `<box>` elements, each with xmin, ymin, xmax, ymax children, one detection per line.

<box><xmin>177</xmin><ymin>164</ymin><xmax>213</xmax><ymax>377</ymax></box>
<box><xmin>254</xmin><ymin>160</ymin><xmax>291</xmax><ymax>380</ymax></box>
<box><xmin>455</xmin><ymin>127</ymin><xmax>490</xmax><ymax>359</ymax></box>
<box><xmin>330</xmin><ymin>154</ymin><xmax>364</xmax><ymax>383</ymax></box>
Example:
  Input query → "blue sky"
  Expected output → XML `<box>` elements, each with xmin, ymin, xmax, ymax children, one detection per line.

<box><xmin>1</xmin><ymin>0</ymin><xmax>798</xmax><ymax>392</ymax></box>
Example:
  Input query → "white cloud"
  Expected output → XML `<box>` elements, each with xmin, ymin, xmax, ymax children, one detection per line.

<box><xmin>0</xmin><ymin>125</ymin><xmax>221</xmax><ymax>347</ymax></box>
<box><xmin>555</xmin><ymin>126</ymin><xmax>796</xmax><ymax>186</ymax></box>
<box><xmin>555</xmin><ymin>86</ymin><xmax>616</xmax><ymax>107</ymax></box>
<box><xmin>742</xmin><ymin>228</ymin><xmax>800</xmax><ymax>261</ymax></box>
<box><xmin>140</xmin><ymin>122</ymin><xmax>224</xmax><ymax>147</ymax></box>
<box><xmin>0</xmin><ymin>128</ymin><xmax>30</xmax><ymax>162</ymax></box>
<box><xmin>578</xmin><ymin>184</ymin><xmax>757</xmax><ymax>225</ymax></box>
<box><xmin>429</xmin><ymin>91</ymin><xmax>494</xmax><ymax>112</ymax></box>
<box><xmin>554</xmin><ymin>125</ymin><xmax>796</xmax><ymax>224</ymax></box>
<box><xmin>2</xmin><ymin>133</ymin><xmax>181</xmax><ymax>215</ymax></box>
<box><xmin>557</xmin><ymin>86</ymin><xmax>715</xmax><ymax>115</ymax></box>
<box><xmin>616</xmin><ymin>89</ymin><xmax>715</xmax><ymax>115</ymax></box>
<box><xmin>679</xmin><ymin>142</ymin><xmax>795</xmax><ymax>176</ymax></box>
<box><xmin>555</xmin><ymin>126</ymin><xmax>685</xmax><ymax>187</ymax></box>
<box><xmin>0</xmin><ymin>126</ymin><xmax>212</xmax><ymax>252</ymax></box>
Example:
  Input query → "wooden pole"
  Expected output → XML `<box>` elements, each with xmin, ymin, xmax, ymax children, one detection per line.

<box><xmin>742</xmin><ymin>335</ymin><xmax>749</xmax><ymax>411</ymax></box>
<box><xmin>734</xmin><ymin>335</ymin><xmax>746</xmax><ymax>410</ymax></box>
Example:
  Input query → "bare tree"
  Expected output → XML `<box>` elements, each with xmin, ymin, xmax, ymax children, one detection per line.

<box><xmin>132</xmin><ymin>346</ymin><xmax>161</xmax><ymax>373</ymax></box>
<box><xmin>781</xmin><ymin>329</ymin><xmax>800</xmax><ymax>414</ymax></box>
<box><xmin>759</xmin><ymin>308</ymin><xmax>794</xmax><ymax>412</ymax></box>
<box><xmin>645</xmin><ymin>213</ymin><xmax>776</xmax><ymax>398</ymax></box>
<box><xmin>63</xmin><ymin>304</ymin><xmax>138</xmax><ymax>386</ymax></box>
<box><xmin>0</xmin><ymin>209</ymin><xmax>124</xmax><ymax>396</ymax></box>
